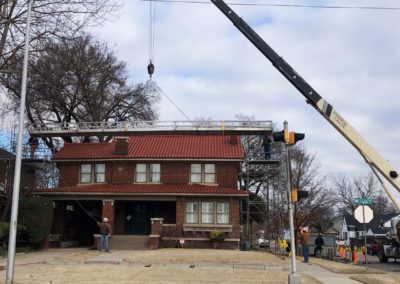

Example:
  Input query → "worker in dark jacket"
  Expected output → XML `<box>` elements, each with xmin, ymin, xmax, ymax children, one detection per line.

<box><xmin>314</xmin><ymin>233</ymin><xmax>324</xmax><ymax>257</ymax></box>
<box><xmin>98</xmin><ymin>217</ymin><xmax>112</xmax><ymax>253</ymax></box>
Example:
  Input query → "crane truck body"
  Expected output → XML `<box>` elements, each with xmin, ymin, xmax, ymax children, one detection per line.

<box><xmin>210</xmin><ymin>0</ymin><xmax>400</xmax><ymax>262</ymax></box>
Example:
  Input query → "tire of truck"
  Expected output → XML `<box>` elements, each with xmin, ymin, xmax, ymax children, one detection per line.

<box><xmin>378</xmin><ymin>246</ymin><xmax>388</xmax><ymax>263</ymax></box>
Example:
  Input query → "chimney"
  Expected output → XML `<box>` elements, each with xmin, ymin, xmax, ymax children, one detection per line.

<box><xmin>114</xmin><ymin>137</ymin><xmax>129</xmax><ymax>155</ymax></box>
<box><xmin>230</xmin><ymin>135</ymin><xmax>238</xmax><ymax>145</ymax></box>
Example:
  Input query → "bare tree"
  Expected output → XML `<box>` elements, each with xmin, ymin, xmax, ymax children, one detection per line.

<box><xmin>0</xmin><ymin>0</ymin><xmax>119</xmax><ymax>75</ymax></box>
<box><xmin>333</xmin><ymin>172</ymin><xmax>397</xmax><ymax>215</ymax></box>
<box><xmin>3</xmin><ymin>36</ymin><xmax>159</xmax><ymax>150</ymax></box>
<box><xmin>288</xmin><ymin>146</ymin><xmax>334</xmax><ymax>232</ymax></box>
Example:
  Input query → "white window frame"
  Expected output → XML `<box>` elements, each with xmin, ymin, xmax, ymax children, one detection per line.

<box><xmin>184</xmin><ymin>201</ymin><xmax>230</xmax><ymax>225</ymax></box>
<box><xmin>80</xmin><ymin>163</ymin><xmax>106</xmax><ymax>184</ymax></box>
<box><xmin>217</xmin><ymin>202</ymin><xmax>230</xmax><ymax>224</ymax></box>
<box><xmin>185</xmin><ymin>202</ymin><xmax>199</xmax><ymax>224</ymax></box>
<box><xmin>190</xmin><ymin>163</ymin><xmax>216</xmax><ymax>184</ymax></box>
<box><xmin>135</xmin><ymin>163</ymin><xmax>161</xmax><ymax>183</ymax></box>
<box><xmin>201</xmin><ymin>202</ymin><xmax>214</xmax><ymax>224</ymax></box>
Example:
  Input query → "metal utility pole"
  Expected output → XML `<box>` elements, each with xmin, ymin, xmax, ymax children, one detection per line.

<box><xmin>6</xmin><ymin>0</ymin><xmax>33</xmax><ymax>282</ymax></box>
<box><xmin>284</xmin><ymin>121</ymin><xmax>301</xmax><ymax>284</ymax></box>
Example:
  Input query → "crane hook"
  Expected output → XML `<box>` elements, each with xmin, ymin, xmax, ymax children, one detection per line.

<box><xmin>147</xmin><ymin>60</ymin><xmax>155</xmax><ymax>79</ymax></box>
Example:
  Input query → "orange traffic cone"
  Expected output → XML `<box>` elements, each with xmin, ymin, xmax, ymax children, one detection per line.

<box><xmin>340</xmin><ymin>246</ymin><xmax>346</xmax><ymax>259</ymax></box>
<box><xmin>353</xmin><ymin>248</ymin><xmax>358</xmax><ymax>264</ymax></box>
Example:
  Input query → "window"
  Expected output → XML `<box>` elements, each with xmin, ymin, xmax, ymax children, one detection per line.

<box><xmin>95</xmin><ymin>164</ymin><xmax>106</xmax><ymax>182</ymax></box>
<box><xmin>217</xmin><ymin>203</ymin><xmax>230</xmax><ymax>224</ymax></box>
<box><xmin>80</xmin><ymin>163</ymin><xmax>106</xmax><ymax>184</ymax></box>
<box><xmin>190</xmin><ymin>164</ymin><xmax>216</xmax><ymax>183</ymax></box>
<box><xmin>184</xmin><ymin>201</ymin><xmax>230</xmax><ymax>225</ymax></box>
<box><xmin>201</xmin><ymin>202</ymin><xmax>214</xmax><ymax>224</ymax></box>
<box><xmin>136</xmin><ymin>163</ymin><xmax>161</xmax><ymax>183</ymax></box>
<box><xmin>186</xmin><ymin>202</ymin><xmax>198</xmax><ymax>224</ymax></box>
<box><xmin>80</xmin><ymin>164</ymin><xmax>92</xmax><ymax>183</ymax></box>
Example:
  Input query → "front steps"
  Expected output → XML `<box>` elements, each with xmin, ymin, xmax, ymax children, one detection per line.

<box><xmin>109</xmin><ymin>235</ymin><xmax>149</xmax><ymax>250</ymax></box>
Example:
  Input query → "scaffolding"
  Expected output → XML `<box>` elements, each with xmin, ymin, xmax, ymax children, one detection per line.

<box><xmin>28</xmin><ymin>120</ymin><xmax>273</xmax><ymax>137</ymax></box>
<box><xmin>241</xmin><ymin>145</ymin><xmax>288</xmax><ymax>251</ymax></box>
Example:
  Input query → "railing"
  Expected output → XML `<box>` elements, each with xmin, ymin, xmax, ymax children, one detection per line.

<box><xmin>28</xmin><ymin>120</ymin><xmax>273</xmax><ymax>137</ymax></box>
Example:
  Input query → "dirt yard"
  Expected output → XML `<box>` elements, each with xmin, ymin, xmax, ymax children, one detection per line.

<box><xmin>0</xmin><ymin>249</ymin><xmax>322</xmax><ymax>284</ymax></box>
<box><xmin>0</xmin><ymin>248</ymin><xmax>398</xmax><ymax>283</ymax></box>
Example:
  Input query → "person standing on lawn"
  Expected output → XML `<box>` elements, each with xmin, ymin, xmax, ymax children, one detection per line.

<box><xmin>314</xmin><ymin>232</ymin><xmax>324</xmax><ymax>257</ymax></box>
<box><xmin>98</xmin><ymin>217</ymin><xmax>112</xmax><ymax>253</ymax></box>
<box><xmin>298</xmin><ymin>226</ymin><xmax>310</xmax><ymax>263</ymax></box>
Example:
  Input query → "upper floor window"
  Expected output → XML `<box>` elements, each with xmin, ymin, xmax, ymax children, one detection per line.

<box><xmin>190</xmin><ymin>164</ymin><xmax>215</xmax><ymax>184</ymax></box>
<box><xmin>136</xmin><ymin>163</ymin><xmax>160</xmax><ymax>183</ymax></box>
<box><xmin>80</xmin><ymin>163</ymin><xmax>105</xmax><ymax>184</ymax></box>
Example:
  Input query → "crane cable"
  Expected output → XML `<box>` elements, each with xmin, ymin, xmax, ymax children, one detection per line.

<box><xmin>148</xmin><ymin>0</ymin><xmax>156</xmax><ymax>78</ymax></box>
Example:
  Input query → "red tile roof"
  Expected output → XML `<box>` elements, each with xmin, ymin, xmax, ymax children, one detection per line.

<box><xmin>53</xmin><ymin>135</ymin><xmax>244</xmax><ymax>160</ymax></box>
<box><xmin>35</xmin><ymin>184</ymin><xmax>247</xmax><ymax>197</ymax></box>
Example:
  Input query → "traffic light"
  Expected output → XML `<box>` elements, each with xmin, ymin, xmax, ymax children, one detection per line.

<box><xmin>291</xmin><ymin>188</ymin><xmax>298</xmax><ymax>203</ymax></box>
<box><xmin>291</xmin><ymin>188</ymin><xmax>309</xmax><ymax>204</ymax></box>
<box><xmin>273</xmin><ymin>130</ymin><xmax>304</xmax><ymax>145</ymax></box>
<box><xmin>272</xmin><ymin>129</ymin><xmax>289</xmax><ymax>143</ymax></box>
<box><xmin>288</xmin><ymin>132</ymin><xmax>305</xmax><ymax>145</ymax></box>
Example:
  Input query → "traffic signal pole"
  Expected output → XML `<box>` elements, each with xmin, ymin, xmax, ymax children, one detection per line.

<box><xmin>284</xmin><ymin>121</ymin><xmax>301</xmax><ymax>284</ymax></box>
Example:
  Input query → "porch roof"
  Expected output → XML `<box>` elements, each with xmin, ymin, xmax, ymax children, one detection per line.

<box><xmin>34</xmin><ymin>184</ymin><xmax>248</xmax><ymax>197</ymax></box>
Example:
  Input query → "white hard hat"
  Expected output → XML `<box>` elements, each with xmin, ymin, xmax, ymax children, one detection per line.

<box><xmin>103</xmin><ymin>217</ymin><xmax>108</xmax><ymax>222</ymax></box>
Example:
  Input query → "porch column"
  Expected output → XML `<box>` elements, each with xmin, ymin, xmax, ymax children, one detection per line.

<box><xmin>102</xmin><ymin>199</ymin><xmax>115</xmax><ymax>232</ymax></box>
<box><xmin>149</xmin><ymin>218</ymin><xmax>164</xmax><ymax>250</ymax></box>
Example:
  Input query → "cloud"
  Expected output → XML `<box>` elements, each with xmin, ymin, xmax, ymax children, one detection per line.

<box><xmin>92</xmin><ymin>0</ymin><xmax>400</xmax><ymax>200</ymax></box>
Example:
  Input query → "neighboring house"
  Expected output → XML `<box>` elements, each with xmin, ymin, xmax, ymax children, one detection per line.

<box><xmin>332</xmin><ymin>213</ymin><xmax>400</xmax><ymax>246</ymax></box>
<box><xmin>325</xmin><ymin>217</ymin><xmax>342</xmax><ymax>236</ymax></box>
<box><xmin>35</xmin><ymin>135</ymin><xmax>247</xmax><ymax>249</ymax></box>
<box><xmin>0</xmin><ymin>148</ymin><xmax>14</xmax><ymax>193</ymax></box>
<box><xmin>0</xmin><ymin>147</ymin><xmax>41</xmax><ymax>218</ymax></box>
<box><xmin>366</xmin><ymin>213</ymin><xmax>400</xmax><ymax>238</ymax></box>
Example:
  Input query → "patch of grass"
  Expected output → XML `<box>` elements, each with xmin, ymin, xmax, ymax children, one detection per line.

<box><xmin>311</xmin><ymin>257</ymin><xmax>385</xmax><ymax>274</ymax></box>
<box><xmin>350</xmin><ymin>274</ymin><xmax>400</xmax><ymax>284</ymax></box>
<box><xmin>0</xmin><ymin>245</ymin><xmax>34</xmax><ymax>257</ymax></box>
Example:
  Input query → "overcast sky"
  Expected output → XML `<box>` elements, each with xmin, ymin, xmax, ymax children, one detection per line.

<box><xmin>91</xmin><ymin>0</ymin><xmax>400</xmax><ymax>198</ymax></box>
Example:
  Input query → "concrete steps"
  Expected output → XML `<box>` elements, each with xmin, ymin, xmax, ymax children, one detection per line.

<box><xmin>109</xmin><ymin>235</ymin><xmax>149</xmax><ymax>250</ymax></box>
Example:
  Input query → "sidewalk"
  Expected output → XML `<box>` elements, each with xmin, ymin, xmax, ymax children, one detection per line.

<box><xmin>297</xmin><ymin>262</ymin><xmax>360</xmax><ymax>284</ymax></box>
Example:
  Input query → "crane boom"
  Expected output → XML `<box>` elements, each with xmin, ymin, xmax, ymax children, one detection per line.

<box><xmin>211</xmin><ymin>0</ymin><xmax>400</xmax><ymax>209</ymax></box>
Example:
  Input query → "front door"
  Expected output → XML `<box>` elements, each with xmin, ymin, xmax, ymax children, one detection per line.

<box><xmin>124</xmin><ymin>203</ymin><xmax>150</xmax><ymax>235</ymax></box>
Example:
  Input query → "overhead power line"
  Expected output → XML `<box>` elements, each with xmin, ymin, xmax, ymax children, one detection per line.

<box><xmin>141</xmin><ymin>0</ymin><xmax>400</xmax><ymax>11</ymax></box>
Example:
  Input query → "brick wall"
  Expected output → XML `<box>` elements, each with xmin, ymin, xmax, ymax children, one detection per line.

<box><xmin>216</xmin><ymin>162</ymin><xmax>240</xmax><ymax>188</ymax></box>
<box><xmin>162</xmin><ymin>162</ymin><xmax>189</xmax><ymax>184</ymax></box>
<box><xmin>102</xmin><ymin>200</ymin><xmax>115</xmax><ymax>232</ymax></box>
<box><xmin>58</xmin><ymin>162</ymin><xmax>79</xmax><ymax>186</ymax></box>
<box><xmin>176</xmin><ymin>198</ymin><xmax>185</xmax><ymax>235</ymax></box>
<box><xmin>110</xmin><ymin>161</ymin><xmax>134</xmax><ymax>184</ymax></box>
<box><xmin>57</xmin><ymin>160</ymin><xmax>241</xmax><ymax>188</ymax></box>
<box><xmin>230</xmin><ymin>199</ymin><xmax>241</xmax><ymax>238</ymax></box>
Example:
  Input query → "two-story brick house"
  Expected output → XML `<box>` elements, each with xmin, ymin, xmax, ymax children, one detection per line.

<box><xmin>36</xmin><ymin>135</ymin><xmax>247</xmax><ymax>249</ymax></box>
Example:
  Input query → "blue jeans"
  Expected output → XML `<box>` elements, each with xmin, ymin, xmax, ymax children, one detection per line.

<box><xmin>302</xmin><ymin>245</ymin><xmax>309</xmax><ymax>262</ymax></box>
<box><xmin>99</xmin><ymin>235</ymin><xmax>109</xmax><ymax>252</ymax></box>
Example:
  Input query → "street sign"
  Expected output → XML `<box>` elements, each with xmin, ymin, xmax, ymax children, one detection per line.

<box><xmin>355</xmin><ymin>198</ymin><xmax>374</xmax><ymax>205</ymax></box>
<box><xmin>354</xmin><ymin>205</ymin><xmax>373</xmax><ymax>223</ymax></box>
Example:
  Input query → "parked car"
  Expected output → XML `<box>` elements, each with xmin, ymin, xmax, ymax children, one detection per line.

<box><xmin>256</xmin><ymin>238</ymin><xmax>270</xmax><ymax>248</ymax></box>
<box><xmin>356</xmin><ymin>237</ymin><xmax>386</xmax><ymax>255</ymax></box>
<box><xmin>366</xmin><ymin>242</ymin><xmax>379</xmax><ymax>255</ymax></box>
